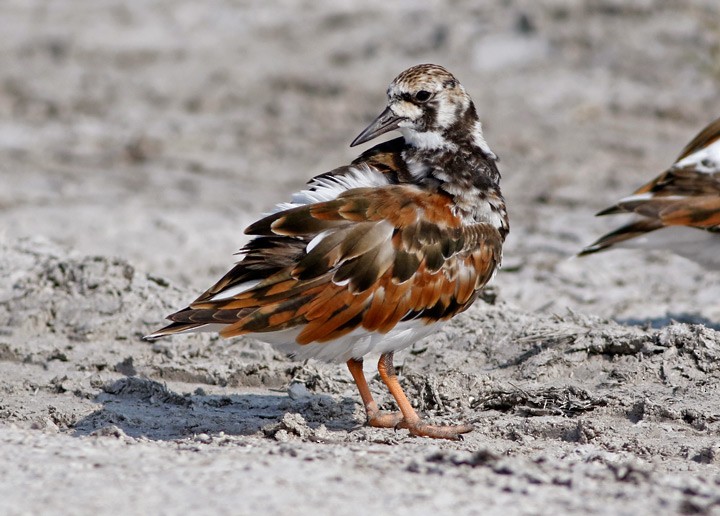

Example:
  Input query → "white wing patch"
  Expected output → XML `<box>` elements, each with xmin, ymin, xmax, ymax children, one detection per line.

<box><xmin>210</xmin><ymin>279</ymin><xmax>262</xmax><ymax>301</ymax></box>
<box><xmin>675</xmin><ymin>138</ymin><xmax>720</xmax><ymax>173</ymax></box>
<box><xmin>271</xmin><ymin>164</ymin><xmax>389</xmax><ymax>213</ymax></box>
<box><xmin>306</xmin><ymin>230</ymin><xmax>331</xmax><ymax>253</ymax></box>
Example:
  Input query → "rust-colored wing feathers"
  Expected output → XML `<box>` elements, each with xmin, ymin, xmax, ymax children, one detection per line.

<box><xmin>153</xmin><ymin>186</ymin><xmax>502</xmax><ymax>344</ymax></box>
<box><xmin>582</xmin><ymin>119</ymin><xmax>720</xmax><ymax>255</ymax></box>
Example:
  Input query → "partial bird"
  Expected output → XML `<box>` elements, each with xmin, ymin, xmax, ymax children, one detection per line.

<box><xmin>581</xmin><ymin>117</ymin><xmax>720</xmax><ymax>268</ymax></box>
<box><xmin>146</xmin><ymin>64</ymin><xmax>507</xmax><ymax>440</ymax></box>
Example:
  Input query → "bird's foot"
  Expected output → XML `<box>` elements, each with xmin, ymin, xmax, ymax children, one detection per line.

<box><xmin>404</xmin><ymin>421</ymin><xmax>474</xmax><ymax>441</ymax></box>
<box><xmin>367</xmin><ymin>409</ymin><xmax>474</xmax><ymax>440</ymax></box>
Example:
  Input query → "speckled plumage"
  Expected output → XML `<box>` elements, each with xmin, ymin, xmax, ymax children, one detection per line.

<box><xmin>147</xmin><ymin>64</ymin><xmax>506</xmax><ymax>439</ymax></box>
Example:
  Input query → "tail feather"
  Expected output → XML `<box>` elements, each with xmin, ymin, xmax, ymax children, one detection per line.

<box><xmin>144</xmin><ymin>321</ymin><xmax>212</xmax><ymax>340</ymax></box>
<box><xmin>579</xmin><ymin>219</ymin><xmax>663</xmax><ymax>256</ymax></box>
<box><xmin>595</xmin><ymin>204</ymin><xmax>625</xmax><ymax>217</ymax></box>
<box><xmin>144</xmin><ymin>305</ymin><xmax>237</xmax><ymax>340</ymax></box>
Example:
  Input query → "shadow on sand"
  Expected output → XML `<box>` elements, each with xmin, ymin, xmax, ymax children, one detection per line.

<box><xmin>616</xmin><ymin>312</ymin><xmax>720</xmax><ymax>331</ymax></box>
<box><xmin>73</xmin><ymin>377</ymin><xmax>359</xmax><ymax>440</ymax></box>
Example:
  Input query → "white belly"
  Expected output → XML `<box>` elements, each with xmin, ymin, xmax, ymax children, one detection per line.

<box><xmin>256</xmin><ymin>319</ymin><xmax>445</xmax><ymax>363</ymax></box>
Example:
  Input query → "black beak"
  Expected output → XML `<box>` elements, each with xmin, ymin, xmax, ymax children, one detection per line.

<box><xmin>350</xmin><ymin>106</ymin><xmax>402</xmax><ymax>147</ymax></box>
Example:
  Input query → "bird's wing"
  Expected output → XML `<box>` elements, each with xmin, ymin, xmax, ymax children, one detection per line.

<box><xmin>675</xmin><ymin>116</ymin><xmax>720</xmax><ymax>162</ymax></box>
<box><xmin>581</xmin><ymin>120</ymin><xmax>720</xmax><ymax>255</ymax></box>
<box><xmin>152</xmin><ymin>185</ymin><xmax>502</xmax><ymax>344</ymax></box>
<box><xmin>596</xmin><ymin>168</ymin><xmax>720</xmax><ymax>227</ymax></box>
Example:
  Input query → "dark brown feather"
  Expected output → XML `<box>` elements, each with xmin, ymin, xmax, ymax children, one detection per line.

<box><xmin>676</xmin><ymin>117</ymin><xmax>720</xmax><ymax>161</ymax></box>
<box><xmin>579</xmin><ymin>219</ymin><xmax>664</xmax><ymax>256</ymax></box>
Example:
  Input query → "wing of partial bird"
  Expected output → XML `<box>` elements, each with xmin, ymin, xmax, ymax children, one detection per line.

<box><xmin>581</xmin><ymin>119</ymin><xmax>720</xmax><ymax>255</ymax></box>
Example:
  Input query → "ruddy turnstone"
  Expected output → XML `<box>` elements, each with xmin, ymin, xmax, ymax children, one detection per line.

<box><xmin>581</xmin><ymin>117</ymin><xmax>720</xmax><ymax>268</ymax></box>
<box><xmin>147</xmin><ymin>64</ymin><xmax>507</xmax><ymax>440</ymax></box>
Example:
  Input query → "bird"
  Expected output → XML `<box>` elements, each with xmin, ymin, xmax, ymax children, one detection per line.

<box><xmin>146</xmin><ymin>64</ymin><xmax>508</xmax><ymax>440</ymax></box>
<box><xmin>581</xmin><ymin>116</ymin><xmax>720</xmax><ymax>268</ymax></box>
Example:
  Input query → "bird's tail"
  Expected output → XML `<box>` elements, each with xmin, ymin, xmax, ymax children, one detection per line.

<box><xmin>579</xmin><ymin>219</ymin><xmax>662</xmax><ymax>256</ymax></box>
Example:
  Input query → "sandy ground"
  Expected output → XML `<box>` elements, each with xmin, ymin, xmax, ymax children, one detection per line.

<box><xmin>2</xmin><ymin>0</ymin><xmax>720</xmax><ymax>514</ymax></box>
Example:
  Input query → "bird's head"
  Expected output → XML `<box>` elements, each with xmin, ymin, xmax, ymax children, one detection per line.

<box><xmin>351</xmin><ymin>64</ymin><xmax>478</xmax><ymax>151</ymax></box>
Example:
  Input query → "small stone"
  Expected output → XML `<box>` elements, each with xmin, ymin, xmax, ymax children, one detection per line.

<box><xmin>288</xmin><ymin>382</ymin><xmax>311</xmax><ymax>400</ymax></box>
<box><xmin>195</xmin><ymin>433</ymin><xmax>211</xmax><ymax>443</ymax></box>
<box><xmin>274</xmin><ymin>429</ymin><xmax>290</xmax><ymax>442</ymax></box>
<box><xmin>89</xmin><ymin>424</ymin><xmax>128</xmax><ymax>439</ymax></box>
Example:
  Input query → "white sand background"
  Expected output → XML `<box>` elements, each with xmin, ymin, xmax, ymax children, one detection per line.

<box><xmin>2</xmin><ymin>0</ymin><xmax>720</xmax><ymax>514</ymax></box>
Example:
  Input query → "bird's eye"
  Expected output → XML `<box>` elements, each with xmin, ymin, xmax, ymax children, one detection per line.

<box><xmin>415</xmin><ymin>90</ymin><xmax>432</xmax><ymax>102</ymax></box>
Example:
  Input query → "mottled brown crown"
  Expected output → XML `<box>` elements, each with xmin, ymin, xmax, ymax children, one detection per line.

<box><xmin>390</xmin><ymin>64</ymin><xmax>460</xmax><ymax>93</ymax></box>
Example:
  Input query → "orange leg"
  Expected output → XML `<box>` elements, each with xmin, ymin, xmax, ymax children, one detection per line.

<box><xmin>377</xmin><ymin>352</ymin><xmax>473</xmax><ymax>440</ymax></box>
<box><xmin>346</xmin><ymin>358</ymin><xmax>403</xmax><ymax>428</ymax></box>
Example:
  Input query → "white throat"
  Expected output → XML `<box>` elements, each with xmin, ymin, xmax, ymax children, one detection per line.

<box><xmin>401</xmin><ymin>128</ymin><xmax>457</xmax><ymax>151</ymax></box>
<box><xmin>400</xmin><ymin>119</ymin><xmax>497</xmax><ymax>158</ymax></box>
